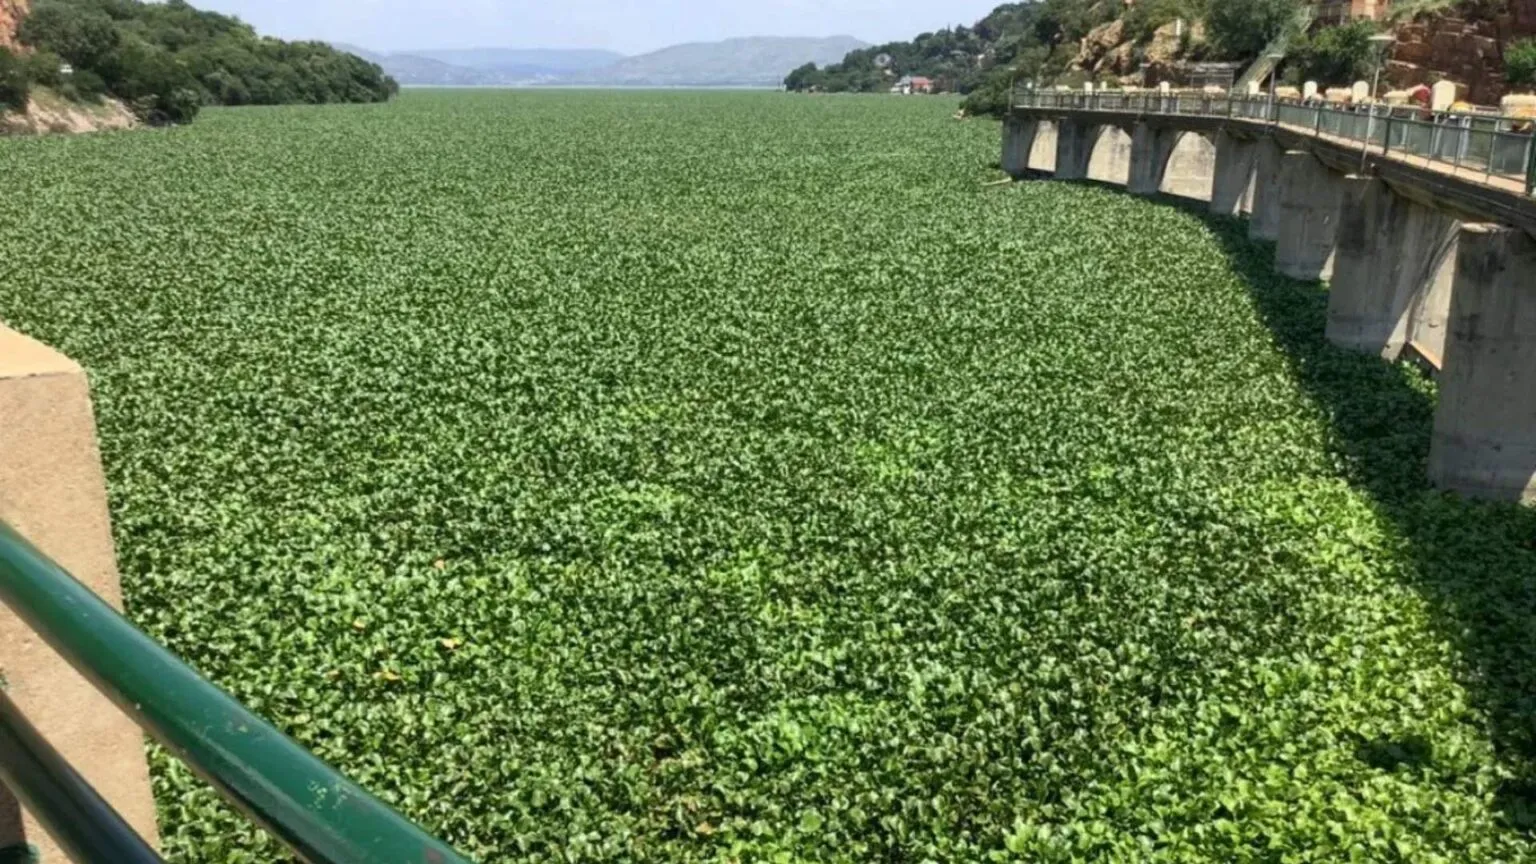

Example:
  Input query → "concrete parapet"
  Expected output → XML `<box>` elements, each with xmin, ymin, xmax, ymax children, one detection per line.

<box><xmin>1055</xmin><ymin>120</ymin><xmax>1094</xmax><ymax>181</ymax></box>
<box><xmin>1429</xmin><ymin>225</ymin><xmax>1536</xmax><ymax>502</ymax></box>
<box><xmin>1275</xmin><ymin>151</ymin><xmax>1343</xmax><ymax>281</ymax></box>
<box><xmin>1210</xmin><ymin>131</ymin><xmax>1256</xmax><ymax>217</ymax></box>
<box><xmin>1086</xmin><ymin>125</ymin><xmax>1132</xmax><ymax>187</ymax></box>
<box><xmin>1327</xmin><ymin>177</ymin><xmax>1460</xmax><ymax>360</ymax></box>
<box><xmin>1248</xmin><ymin>137</ymin><xmax>1284</xmax><ymax>242</ymax></box>
<box><xmin>0</xmin><ymin>325</ymin><xmax>159</xmax><ymax>856</ymax></box>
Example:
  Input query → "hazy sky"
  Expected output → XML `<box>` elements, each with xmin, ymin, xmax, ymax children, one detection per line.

<box><xmin>192</xmin><ymin>0</ymin><xmax>1002</xmax><ymax>56</ymax></box>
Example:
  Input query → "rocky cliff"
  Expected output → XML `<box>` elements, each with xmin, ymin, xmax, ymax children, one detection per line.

<box><xmin>0</xmin><ymin>0</ymin><xmax>27</xmax><ymax>50</ymax></box>
<box><xmin>1386</xmin><ymin>0</ymin><xmax>1536</xmax><ymax>105</ymax></box>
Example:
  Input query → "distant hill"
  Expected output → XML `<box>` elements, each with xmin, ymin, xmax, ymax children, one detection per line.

<box><xmin>341</xmin><ymin>36</ymin><xmax>869</xmax><ymax>88</ymax></box>
<box><xmin>333</xmin><ymin>44</ymin><xmax>498</xmax><ymax>86</ymax></box>
<box><xmin>334</xmin><ymin>45</ymin><xmax>624</xmax><ymax>86</ymax></box>
<box><xmin>408</xmin><ymin>48</ymin><xmax>624</xmax><ymax>77</ymax></box>
<box><xmin>574</xmin><ymin>36</ymin><xmax>869</xmax><ymax>87</ymax></box>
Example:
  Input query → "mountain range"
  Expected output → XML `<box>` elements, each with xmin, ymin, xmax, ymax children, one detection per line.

<box><xmin>337</xmin><ymin>36</ymin><xmax>869</xmax><ymax>88</ymax></box>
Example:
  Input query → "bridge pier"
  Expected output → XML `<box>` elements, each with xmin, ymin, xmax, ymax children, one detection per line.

<box><xmin>1327</xmin><ymin>177</ymin><xmax>1461</xmax><ymax>360</ymax></box>
<box><xmin>1055</xmin><ymin>120</ymin><xmax>1095</xmax><ymax>181</ymax></box>
<box><xmin>1248</xmin><ymin>138</ymin><xmax>1284</xmax><ymax>242</ymax></box>
<box><xmin>1430</xmin><ymin>225</ymin><xmax>1536</xmax><ymax>502</ymax></box>
<box><xmin>1210</xmin><ymin>131</ymin><xmax>1256</xmax><ymax>217</ymax></box>
<box><xmin>1128</xmin><ymin>123</ymin><xmax>1174</xmax><ymax>196</ymax></box>
<box><xmin>1275</xmin><ymin>151</ymin><xmax>1343</xmax><ymax>281</ymax></box>
<box><xmin>1002</xmin><ymin>117</ymin><xmax>1036</xmax><ymax>178</ymax></box>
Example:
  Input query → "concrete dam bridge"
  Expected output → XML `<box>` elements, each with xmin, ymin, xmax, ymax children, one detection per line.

<box><xmin>1003</xmin><ymin>89</ymin><xmax>1536</xmax><ymax>504</ymax></box>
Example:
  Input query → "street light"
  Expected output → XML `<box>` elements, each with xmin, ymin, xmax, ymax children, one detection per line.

<box><xmin>1368</xmin><ymin>33</ymin><xmax>1396</xmax><ymax>100</ymax></box>
<box><xmin>1362</xmin><ymin>33</ymin><xmax>1397</xmax><ymax>169</ymax></box>
<box><xmin>1266</xmin><ymin>52</ymin><xmax>1285</xmax><ymax>123</ymax></box>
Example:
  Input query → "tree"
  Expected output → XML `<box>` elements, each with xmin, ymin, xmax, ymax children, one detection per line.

<box><xmin>18</xmin><ymin>4</ymin><xmax>121</xmax><ymax>69</ymax></box>
<box><xmin>1205</xmin><ymin>0</ymin><xmax>1301</xmax><ymax>61</ymax></box>
<box><xmin>1507</xmin><ymin>38</ymin><xmax>1536</xmax><ymax>91</ymax></box>
<box><xmin>784</xmin><ymin>62</ymin><xmax>821</xmax><ymax>91</ymax></box>
<box><xmin>1290</xmin><ymin>21</ymin><xmax>1380</xmax><ymax>87</ymax></box>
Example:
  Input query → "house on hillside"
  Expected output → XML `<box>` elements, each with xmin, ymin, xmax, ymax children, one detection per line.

<box><xmin>891</xmin><ymin>75</ymin><xmax>935</xmax><ymax>95</ymax></box>
<box><xmin>1314</xmin><ymin>0</ymin><xmax>1389</xmax><ymax>24</ymax></box>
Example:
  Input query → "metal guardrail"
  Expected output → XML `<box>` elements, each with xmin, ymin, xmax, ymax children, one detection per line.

<box><xmin>1011</xmin><ymin>87</ymin><xmax>1536</xmax><ymax>196</ymax></box>
<box><xmin>0</xmin><ymin>520</ymin><xmax>475</xmax><ymax>864</ymax></box>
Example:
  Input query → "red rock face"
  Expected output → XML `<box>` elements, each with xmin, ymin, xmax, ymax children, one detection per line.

<box><xmin>1385</xmin><ymin>0</ymin><xmax>1536</xmax><ymax>105</ymax></box>
<box><xmin>0</xmin><ymin>0</ymin><xmax>28</xmax><ymax>51</ymax></box>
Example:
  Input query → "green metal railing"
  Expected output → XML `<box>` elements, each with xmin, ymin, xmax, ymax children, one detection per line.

<box><xmin>0</xmin><ymin>520</ymin><xmax>474</xmax><ymax>864</ymax></box>
<box><xmin>1011</xmin><ymin>86</ymin><xmax>1536</xmax><ymax>196</ymax></box>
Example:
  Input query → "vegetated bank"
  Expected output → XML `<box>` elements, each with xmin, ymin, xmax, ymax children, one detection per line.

<box><xmin>786</xmin><ymin>0</ymin><xmax>1536</xmax><ymax>117</ymax></box>
<box><xmin>1</xmin><ymin>90</ymin><xmax>1536</xmax><ymax>861</ymax></box>
<box><xmin>0</xmin><ymin>0</ymin><xmax>395</xmax><ymax>127</ymax></box>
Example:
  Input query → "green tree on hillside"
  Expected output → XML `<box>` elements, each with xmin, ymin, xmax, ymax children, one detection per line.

<box><xmin>1205</xmin><ymin>0</ymin><xmax>1302</xmax><ymax>60</ymax></box>
<box><xmin>16</xmin><ymin>0</ymin><xmax>397</xmax><ymax>124</ymax></box>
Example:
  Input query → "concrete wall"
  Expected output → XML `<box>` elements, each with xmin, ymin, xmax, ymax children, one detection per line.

<box><xmin>1327</xmin><ymin>176</ymin><xmax>1461</xmax><ymax>360</ymax></box>
<box><xmin>1210</xmin><ymin>131</ymin><xmax>1257</xmax><ymax>218</ymax></box>
<box><xmin>1160</xmin><ymin>131</ymin><xmax>1216</xmax><ymax>202</ymax></box>
<box><xmin>1086</xmin><ymin>125</ymin><xmax>1133</xmax><ymax>187</ymax></box>
<box><xmin>1429</xmin><ymin>225</ymin><xmax>1536</xmax><ymax>502</ymax></box>
<box><xmin>0</xmin><ymin>326</ymin><xmax>159</xmax><ymax>856</ymax></box>
<box><xmin>1275</xmin><ymin>151</ymin><xmax>1343</xmax><ymax>281</ymax></box>
<box><xmin>1249</xmin><ymin>137</ymin><xmax>1284</xmax><ymax>242</ymax></box>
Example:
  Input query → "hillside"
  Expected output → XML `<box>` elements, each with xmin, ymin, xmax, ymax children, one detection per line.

<box><xmin>5</xmin><ymin>0</ymin><xmax>396</xmax><ymax>126</ymax></box>
<box><xmin>574</xmin><ymin>36</ymin><xmax>868</xmax><ymax>87</ymax></box>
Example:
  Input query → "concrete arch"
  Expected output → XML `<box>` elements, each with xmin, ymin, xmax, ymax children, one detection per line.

<box><xmin>1159</xmin><ymin>130</ymin><xmax>1216</xmax><ymax>201</ymax></box>
<box><xmin>1027</xmin><ymin>120</ymin><xmax>1058</xmax><ymax>174</ymax></box>
<box><xmin>1085</xmin><ymin>125</ymin><xmax>1133</xmax><ymax>187</ymax></box>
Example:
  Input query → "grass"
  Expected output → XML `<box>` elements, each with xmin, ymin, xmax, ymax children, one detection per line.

<box><xmin>1</xmin><ymin>90</ymin><xmax>1535</xmax><ymax>862</ymax></box>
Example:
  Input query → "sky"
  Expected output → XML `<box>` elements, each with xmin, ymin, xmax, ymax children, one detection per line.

<box><xmin>192</xmin><ymin>0</ymin><xmax>1005</xmax><ymax>56</ymax></box>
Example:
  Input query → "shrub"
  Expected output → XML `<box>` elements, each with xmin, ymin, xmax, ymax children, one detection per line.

<box><xmin>0</xmin><ymin>47</ymin><xmax>30</xmax><ymax>112</ymax></box>
<box><xmin>1507</xmin><ymin>38</ymin><xmax>1536</xmax><ymax>90</ymax></box>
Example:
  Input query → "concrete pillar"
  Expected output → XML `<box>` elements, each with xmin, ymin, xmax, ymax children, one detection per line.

<box><xmin>1275</xmin><ymin>151</ymin><xmax>1343</xmax><ymax>281</ymax></box>
<box><xmin>1086</xmin><ymin>125</ymin><xmax>1133</xmax><ymax>187</ymax></box>
<box><xmin>0</xmin><ymin>326</ymin><xmax>159</xmax><ymax>856</ymax></box>
<box><xmin>1248</xmin><ymin>137</ymin><xmax>1284</xmax><ymax>242</ymax></box>
<box><xmin>1160</xmin><ymin>132</ymin><xmax>1216</xmax><ymax>202</ymax></box>
<box><xmin>1429</xmin><ymin>225</ymin><xmax>1536</xmax><ymax>502</ymax></box>
<box><xmin>1054</xmin><ymin>120</ymin><xmax>1094</xmax><ymax>181</ymax></box>
<box><xmin>1210</xmin><ymin>131</ymin><xmax>1257</xmax><ymax>217</ymax></box>
<box><xmin>1327</xmin><ymin>176</ymin><xmax>1461</xmax><ymax>360</ymax></box>
<box><xmin>1027</xmin><ymin>121</ymin><xmax>1058</xmax><ymax>174</ymax></box>
<box><xmin>1002</xmin><ymin>117</ymin><xmax>1037</xmax><ymax>178</ymax></box>
<box><xmin>1128</xmin><ymin>123</ymin><xmax>1173</xmax><ymax>196</ymax></box>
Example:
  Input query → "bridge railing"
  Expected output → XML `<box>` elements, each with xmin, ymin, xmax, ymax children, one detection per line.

<box><xmin>0</xmin><ymin>519</ymin><xmax>476</xmax><ymax>864</ymax></box>
<box><xmin>1012</xmin><ymin>86</ymin><xmax>1536</xmax><ymax>195</ymax></box>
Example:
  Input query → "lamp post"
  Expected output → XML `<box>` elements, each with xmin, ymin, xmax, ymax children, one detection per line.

<box><xmin>1266</xmin><ymin>52</ymin><xmax>1284</xmax><ymax>123</ymax></box>
<box><xmin>1362</xmin><ymin>33</ymin><xmax>1397</xmax><ymax>169</ymax></box>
